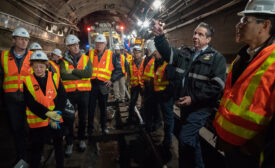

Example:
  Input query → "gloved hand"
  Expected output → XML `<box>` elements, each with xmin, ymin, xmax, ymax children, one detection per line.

<box><xmin>45</xmin><ymin>111</ymin><xmax>62</xmax><ymax>121</ymax></box>
<box><xmin>85</xmin><ymin>66</ymin><xmax>88</xmax><ymax>70</ymax></box>
<box><xmin>67</xmin><ymin>69</ymin><xmax>73</xmax><ymax>73</ymax></box>
<box><xmin>49</xmin><ymin>119</ymin><xmax>61</xmax><ymax>130</ymax></box>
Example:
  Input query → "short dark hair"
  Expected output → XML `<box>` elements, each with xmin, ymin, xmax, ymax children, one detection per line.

<box><xmin>249</xmin><ymin>14</ymin><xmax>275</xmax><ymax>37</ymax></box>
<box><xmin>197</xmin><ymin>22</ymin><xmax>214</xmax><ymax>38</ymax></box>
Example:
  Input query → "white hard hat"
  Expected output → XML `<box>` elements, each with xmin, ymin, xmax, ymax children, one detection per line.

<box><xmin>29</xmin><ymin>42</ymin><xmax>42</xmax><ymax>50</ymax></box>
<box><xmin>147</xmin><ymin>40</ymin><xmax>157</xmax><ymax>56</ymax></box>
<box><xmin>52</xmin><ymin>48</ymin><xmax>62</xmax><ymax>57</ymax></box>
<box><xmin>133</xmin><ymin>45</ymin><xmax>142</xmax><ymax>51</ymax></box>
<box><xmin>65</xmin><ymin>34</ymin><xmax>80</xmax><ymax>45</ymax></box>
<box><xmin>238</xmin><ymin>0</ymin><xmax>275</xmax><ymax>16</ymax></box>
<box><xmin>12</xmin><ymin>27</ymin><xmax>30</xmax><ymax>38</ymax></box>
<box><xmin>114</xmin><ymin>45</ymin><xmax>120</xmax><ymax>50</ymax></box>
<box><xmin>30</xmin><ymin>50</ymin><xmax>49</xmax><ymax>61</ymax></box>
<box><xmin>95</xmin><ymin>34</ymin><xmax>107</xmax><ymax>43</ymax></box>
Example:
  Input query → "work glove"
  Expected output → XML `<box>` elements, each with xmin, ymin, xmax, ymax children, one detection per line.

<box><xmin>67</xmin><ymin>69</ymin><xmax>73</xmax><ymax>73</ymax></box>
<box><xmin>85</xmin><ymin>65</ymin><xmax>88</xmax><ymax>70</ymax></box>
<box><xmin>49</xmin><ymin>119</ymin><xmax>61</xmax><ymax>130</ymax></box>
<box><xmin>45</xmin><ymin>111</ymin><xmax>62</xmax><ymax>121</ymax></box>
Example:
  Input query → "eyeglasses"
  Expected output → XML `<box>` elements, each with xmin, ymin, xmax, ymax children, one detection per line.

<box><xmin>239</xmin><ymin>17</ymin><xmax>265</xmax><ymax>24</ymax></box>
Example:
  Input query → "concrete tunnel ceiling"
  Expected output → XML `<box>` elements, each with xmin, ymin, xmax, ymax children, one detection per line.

<box><xmin>0</xmin><ymin>0</ymin><xmax>248</xmax><ymax>57</ymax></box>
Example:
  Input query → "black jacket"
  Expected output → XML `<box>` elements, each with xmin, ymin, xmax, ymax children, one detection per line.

<box><xmin>23</xmin><ymin>71</ymin><xmax>67</xmax><ymax>120</ymax></box>
<box><xmin>154</xmin><ymin>34</ymin><xmax>226</xmax><ymax>108</ymax></box>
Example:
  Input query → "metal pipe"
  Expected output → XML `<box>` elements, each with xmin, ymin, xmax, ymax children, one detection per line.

<box><xmin>165</xmin><ymin>0</ymin><xmax>242</xmax><ymax>33</ymax></box>
<box><xmin>160</xmin><ymin>0</ymin><xmax>191</xmax><ymax>19</ymax></box>
<box><xmin>158</xmin><ymin>0</ymin><xmax>183</xmax><ymax>18</ymax></box>
<box><xmin>164</xmin><ymin>0</ymin><xmax>219</xmax><ymax>28</ymax></box>
<box><xmin>162</xmin><ymin>0</ymin><xmax>199</xmax><ymax>22</ymax></box>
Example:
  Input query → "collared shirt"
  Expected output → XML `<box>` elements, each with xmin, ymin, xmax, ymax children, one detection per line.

<box><xmin>182</xmin><ymin>45</ymin><xmax>208</xmax><ymax>87</ymax></box>
<box><xmin>246</xmin><ymin>46</ymin><xmax>261</xmax><ymax>62</ymax></box>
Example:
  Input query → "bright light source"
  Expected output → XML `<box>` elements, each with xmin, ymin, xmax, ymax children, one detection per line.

<box><xmin>120</xmin><ymin>25</ymin><xmax>125</xmax><ymax>31</ymax></box>
<box><xmin>86</xmin><ymin>44</ymin><xmax>90</xmax><ymax>48</ymax></box>
<box><xmin>153</xmin><ymin>0</ymin><xmax>162</xmax><ymax>9</ymax></box>
<box><xmin>143</xmin><ymin>20</ymin><xmax>150</xmax><ymax>28</ymax></box>
<box><xmin>87</xmin><ymin>27</ymin><xmax>91</xmax><ymax>32</ymax></box>
<box><xmin>137</xmin><ymin>20</ymin><xmax>143</xmax><ymax>26</ymax></box>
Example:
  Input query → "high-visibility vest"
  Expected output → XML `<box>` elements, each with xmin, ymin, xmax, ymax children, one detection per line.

<box><xmin>24</xmin><ymin>71</ymin><xmax>62</xmax><ymax>128</ymax></box>
<box><xmin>1</xmin><ymin>50</ymin><xmax>32</xmax><ymax>93</ymax></box>
<box><xmin>154</xmin><ymin>61</ymin><xmax>169</xmax><ymax>91</ymax></box>
<box><xmin>62</xmin><ymin>54</ymin><xmax>92</xmax><ymax>92</ymax></box>
<box><xmin>126</xmin><ymin>53</ymin><xmax>133</xmax><ymax>63</ymax></box>
<box><xmin>213</xmin><ymin>44</ymin><xmax>275</xmax><ymax>146</ymax></box>
<box><xmin>89</xmin><ymin>49</ymin><xmax>114</xmax><ymax>82</ymax></box>
<box><xmin>49</xmin><ymin>60</ymin><xmax>60</xmax><ymax>76</ymax></box>
<box><xmin>129</xmin><ymin>58</ymin><xmax>144</xmax><ymax>87</ymax></box>
<box><xmin>121</xmin><ymin>54</ymin><xmax>126</xmax><ymax>75</ymax></box>
<box><xmin>142</xmin><ymin>57</ymin><xmax>155</xmax><ymax>82</ymax></box>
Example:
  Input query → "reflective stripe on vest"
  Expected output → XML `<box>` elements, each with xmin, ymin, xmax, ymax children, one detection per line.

<box><xmin>121</xmin><ymin>54</ymin><xmax>126</xmax><ymax>75</ymax></box>
<box><xmin>24</xmin><ymin>71</ymin><xmax>59</xmax><ymax>128</ymax></box>
<box><xmin>1</xmin><ymin>50</ymin><xmax>32</xmax><ymax>92</ymax></box>
<box><xmin>142</xmin><ymin>57</ymin><xmax>155</xmax><ymax>82</ymax></box>
<box><xmin>49</xmin><ymin>60</ymin><xmax>60</xmax><ymax>76</ymax></box>
<box><xmin>62</xmin><ymin>54</ymin><xmax>91</xmax><ymax>92</ymax></box>
<box><xmin>129</xmin><ymin>59</ymin><xmax>144</xmax><ymax>87</ymax></box>
<box><xmin>89</xmin><ymin>49</ymin><xmax>113</xmax><ymax>82</ymax></box>
<box><xmin>126</xmin><ymin>53</ymin><xmax>132</xmax><ymax>63</ymax></box>
<box><xmin>154</xmin><ymin>62</ymin><xmax>169</xmax><ymax>91</ymax></box>
<box><xmin>213</xmin><ymin>44</ymin><xmax>275</xmax><ymax>146</ymax></box>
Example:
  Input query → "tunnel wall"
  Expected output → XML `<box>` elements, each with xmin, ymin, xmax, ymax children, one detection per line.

<box><xmin>0</xmin><ymin>0</ymin><xmax>66</xmax><ymax>53</ymax></box>
<box><xmin>165</xmin><ymin>1</ymin><xmax>247</xmax><ymax>64</ymax></box>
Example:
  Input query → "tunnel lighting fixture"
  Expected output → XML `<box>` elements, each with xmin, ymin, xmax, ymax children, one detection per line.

<box><xmin>87</xmin><ymin>27</ymin><xmax>91</xmax><ymax>32</ymax></box>
<box><xmin>137</xmin><ymin>20</ymin><xmax>143</xmax><ymax>26</ymax></box>
<box><xmin>132</xmin><ymin>30</ymin><xmax>137</xmax><ymax>36</ymax></box>
<box><xmin>153</xmin><ymin>0</ymin><xmax>162</xmax><ymax>9</ymax></box>
<box><xmin>143</xmin><ymin>20</ymin><xmax>150</xmax><ymax>28</ymax></box>
<box><xmin>120</xmin><ymin>25</ymin><xmax>125</xmax><ymax>31</ymax></box>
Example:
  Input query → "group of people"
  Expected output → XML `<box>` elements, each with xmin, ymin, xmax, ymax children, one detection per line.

<box><xmin>150</xmin><ymin>0</ymin><xmax>275</xmax><ymax>167</ymax></box>
<box><xmin>0</xmin><ymin>0</ymin><xmax>275</xmax><ymax>167</ymax></box>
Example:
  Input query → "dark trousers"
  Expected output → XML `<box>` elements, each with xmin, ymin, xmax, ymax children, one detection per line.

<box><xmin>178</xmin><ymin>107</ymin><xmax>211</xmax><ymax>168</ymax></box>
<box><xmin>5</xmin><ymin>100</ymin><xmax>27</xmax><ymax>162</ymax></box>
<box><xmin>66</xmin><ymin>91</ymin><xmax>89</xmax><ymax>144</ymax></box>
<box><xmin>88</xmin><ymin>83</ymin><xmax>108</xmax><ymax>134</ymax></box>
<box><xmin>224</xmin><ymin>150</ymin><xmax>260</xmax><ymax>168</ymax></box>
<box><xmin>128</xmin><ymin>85</ymin><xmax>142</xmax><ymax>121</ymax></box>
<box><xmin>156</xmin><ymin>93</ymin><xmax>174</xmax><ymax>146</ymax></box>
<box><xmin>29</xmin><ymin>126</ymin><xmax>64</xmax><ymax>168</ymax></box>
<box><xmin>143</xmin><ymin>90</ymin><xmax>162</xmax><ymax>131</ymax></box>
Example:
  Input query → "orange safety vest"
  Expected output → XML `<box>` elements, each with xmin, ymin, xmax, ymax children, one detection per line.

<box><xmin>24</xmin><ymin>71</ymin><xmax>62</xmax><ymax>128</ymax></box>
<box><xmin>129</xmin><ymin>58</ymin><xmax>144</xmax><ymax>87</ymax></box>
<box><xmin>49</xmin><ymin>60</ymin><xmax>60</xmax><ymax>76</ymax></box>
<box><xmin>142</xmin><ymin>57</ymin><xmax>155</xmax><ymax>82</ymax></box>
<box><xmin>121</xmin><ymin>54</ymin><xmax>127</xmax><ymax>76</ymax></box>
<box><xmin>213</xmin><ymin>44</ymin><xmax>275</xmax><ymax>146</ymax></box>
<box><xmin>62</xmin><ymin>54</ymin><xmax>92</xmax><ymax>92</ymax></box>
<box><xmin>1</xmin><ymin>50</ymin><xmax>32</xmax><ymax>93</ymax></box>
<box><xmin>126</xmin><ymin>53</ymin><xmax>133</xmax><ymax>63</ymax></box>
<box><xmin>89</xmin><ymin>49</ymin><xmax>114</xmax><ymax>82</ymax></box>
<box><xmin>154</xmin><ymin>61</ymin><xmax>169</xmax><ymax>91</ymax></box>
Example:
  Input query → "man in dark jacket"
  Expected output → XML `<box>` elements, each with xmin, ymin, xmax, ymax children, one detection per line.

<box><xmin>153</xmin><ymin>20</ymin><xmax>227</xmax><ymax>168</ymax></box>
